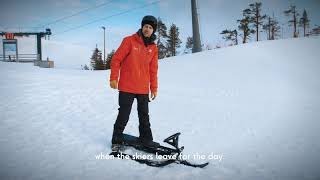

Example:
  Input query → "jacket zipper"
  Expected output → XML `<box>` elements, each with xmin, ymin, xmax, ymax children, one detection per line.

<box><xmin>139</xmin><ymin>46</ymin><xmax>148</xmax><ymax>80</ymax></box>
<box><xmin>139</xmin><ymin>46</ymin><xmax>141</xmax><ymax>78</ymax></box>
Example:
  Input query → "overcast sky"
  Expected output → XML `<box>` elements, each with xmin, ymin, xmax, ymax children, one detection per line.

<box><xmin>0</xmin><ymin>0</ymin><xmax>319</xmax><ymax>54</ymax></box>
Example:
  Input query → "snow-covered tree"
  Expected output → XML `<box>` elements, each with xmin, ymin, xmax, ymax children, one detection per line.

<box><xmin>310</xmin><ymin>25</ymin><xmax>320</xmax><ymax>36</ymax></box>
<box><xmin>238</xmin><ymin>9</ymin><xmax>255</xmax><ymax>44</ymax></box>
<box><xmin>157</xmin><ymin>17</ymin><xmax>169</xmax><ymax>59</ymax></box>
<box><xmin>220</xmin><ymin>29</ymin><xmax>238</xmax><ymax>45</ymax></box>
<box><xmin>90</xmin><ymin>46</ymin><xmax>104</xmax><ymax>70</ymax></box>
<box><xmin>166</xmin><ymin>24</ymin><xmax>182</xmax><ymax>57</ymax></box>
<box><xmin>247</xmin><ymin>2</ymin><xmax>267</xmax><ymax>41</ymax></box>
<box><xmin>263</xmin><ymin>15</ymin><xmax>280</xmax><ymax>40</ymax></box>
<box><xmin>284</xmin><ymin>5</ymin><xmax>299</xmax><ymax>38</ymax></box>
<box><xmin>105</xmin><ymin>50</ymin><xmax>115</xmax><ymax>70</ymax></box>
<box><xmin>184</xmin><ymin>36</ymin><xmax>193</xmax><ymax>54</ymax></box>
<box><xmin>299</xmin><ymin>9</ymin><xmax>310</xmax><ymax>37</ymax></box>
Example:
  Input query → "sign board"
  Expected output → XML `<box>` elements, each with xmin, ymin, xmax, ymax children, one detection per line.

<box><xmin>2</xmin><ymin>39</ymin><xmax>18</xmax><ymax>61</ymax></box>
<box><xmin>5</xmin><ymin>33</ymin><xmax>15</xmax><ymax>39</ymax></box>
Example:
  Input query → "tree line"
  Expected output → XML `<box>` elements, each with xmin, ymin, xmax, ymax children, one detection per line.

<box><xmin>86</xmin><ymin>2</ymin><xmax>320</xmax><ymax>70</ymax></box>
<box><xmin>220</xmin><ymin>3</ymin><xmax>320</xmax><ymax>46</ymax></box>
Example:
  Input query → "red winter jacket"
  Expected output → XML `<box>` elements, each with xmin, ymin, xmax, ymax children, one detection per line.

<box><xmin>110</xmin><ymin>33</ymin><xmax>158</xmax><ymax>94</ymax></box>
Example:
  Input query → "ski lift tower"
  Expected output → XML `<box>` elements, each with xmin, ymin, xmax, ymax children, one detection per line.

<box><xmin>191</xmin><ymin>0</ymin><xmax>202</xmax><ymax>53</ymax></box>
<box><xmin>0</xmin><ymin>28</ymin><xmax>51</xmax><ymax>62</ymax></box>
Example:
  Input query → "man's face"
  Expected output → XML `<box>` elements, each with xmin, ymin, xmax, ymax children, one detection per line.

<box><xmin>142</xmin><ymin>24</ymin><xmax>154</xmax><ymax>38</ymax></box>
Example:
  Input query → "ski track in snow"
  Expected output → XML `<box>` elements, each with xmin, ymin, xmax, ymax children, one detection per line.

<box><xmin>0</xmin><ymin>37</ymin><xmax>320</xmax><ymax>180</ymax></box>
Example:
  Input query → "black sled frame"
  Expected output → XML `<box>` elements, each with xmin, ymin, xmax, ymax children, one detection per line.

<box><xmin>110</xmin><ymin>132</ymin><xmax>209</xmax><ymax>168</ymax></box>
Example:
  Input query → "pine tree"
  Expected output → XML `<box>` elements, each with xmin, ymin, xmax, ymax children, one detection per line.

<box><xmin>263</xmin><ymin>15</ymin><xmax>280</xmax><ymax>40</ymax></box>
<box><xmin>166</xmin><ymin>23</ymin><xmax>182</xmax><ymax>57</ymax></box>
<box><xmin>186</xmin><ymin>36</ymin><xmax>193</xmax><ymax>49</ymax></box>
<box><xmin>270</xmin><ymin>16</ymin><xmax>280</xmax><ymax>40</ymax></box>
<box><xmin>247</xmin><ymin>2</ymin><xmax>267</xmax><ymax>41</ymax></box>
<box><xmin>284</xmin><ymin>5</ymin><xmax>299</xmax><ymax>38</ymax></box>
<box><xmin>220</xmin><ymin>29</ymin><xmax>238</xmax><ymax>45</ymax></box>
<box><xmin>263</xmin><ymin>16</ymin><xmax>272</xmax><ymax>40</ymax></box>
<box><xmin>157</xmin><ymin>17</ymin><xmax>169</xmax><ymax>59</ymax></box>
<box><xmin>90</xmin><ymin>46</ymin><xmax>104</xmax><ymax>70</ymax></box>
<box><xmin>83</xmin><ymin>64</ymin><xmax>89</xmax><ymax>70</ymax></box>
<box><xmin>184</xmin><ymin>36</ymin><xmax>193</xmax><ymax>54</ymax></box>
<box><xmin>105</xmin><ymin>50</ymin><xmax>115</xmax><ymax>70</ymax></box>
<box><xmin>90</xmin><ymin>48</ymin><xmax>98</xmax><ymax>69</ymax></box>
<box><xmin>238</xmin><ymin>9</ymin><xmax>255</xmax><ymax>44</ymax></box>
<box><xmin>310</xmin><ymin>25</ymin><xmax>320</xmax><ymax>36</ymax></box>
<box><xmin>299</xmin><ymin>9</ymin><xmax>310</xmax><ymax>37</ymax></box>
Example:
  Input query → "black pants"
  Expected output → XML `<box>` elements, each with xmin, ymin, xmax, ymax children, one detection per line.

<box><xmin>112</xmin><ymin>91</ymin><xmax>153</xmax><ymax>143</ymax></box>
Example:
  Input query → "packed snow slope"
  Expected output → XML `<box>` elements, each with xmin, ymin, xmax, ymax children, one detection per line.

<box><xmin>0</xmin><ymin>37</ymin><xmax>319</xmax><ymax>180</ymax></box>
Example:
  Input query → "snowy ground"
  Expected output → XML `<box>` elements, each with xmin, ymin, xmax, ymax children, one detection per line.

<box><xmin>0</xmin><ymin>37</ymin><xmax>320</xmax><ymax>180</ymax></box>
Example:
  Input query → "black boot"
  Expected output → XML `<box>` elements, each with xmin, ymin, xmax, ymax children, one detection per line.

<box><xmin>111</xmin><ymin>135</ymin><xmax>123</xmax><ymax>145</ymax></box>
<box><xmin>111</xmin><ymin>128</ymin><xmax>124</xmax><ymax>145</ymax></box>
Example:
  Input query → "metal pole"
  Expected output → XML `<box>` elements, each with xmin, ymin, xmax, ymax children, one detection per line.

<box><xmin>16</xmin><ymin>40</ymin><xmax>19</xmax><ymax>62</ymax></box>
<box><xmin>101</xmin><ymin>26</ymin><xmax>106</xmax><ymax>64</ymax></box>
<box><xmin>3</xmin><ymin>40</ymin><xmax>5</xmax><ymax>61</ymax></box>
<box><xmin>191</xmin><ymin>0</ymin><xmax>201</xmax><ymax>53</ymax></box>
<box><xmin>37</xmin><ymin>34</ymin><xmax>42</xmax><ymax>60</ymax></box>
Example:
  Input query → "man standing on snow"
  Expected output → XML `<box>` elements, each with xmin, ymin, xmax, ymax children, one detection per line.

<box><xmin>109</xmin><ymin>15</ymin><xmax>159</xmax><ymax>148</ymax></box>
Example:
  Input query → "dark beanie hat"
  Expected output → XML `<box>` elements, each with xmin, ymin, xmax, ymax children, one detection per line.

<box><xmin>141</xmin><ymin>15</ymin><xmax>157</xmax><ymax>33</ymax></box>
